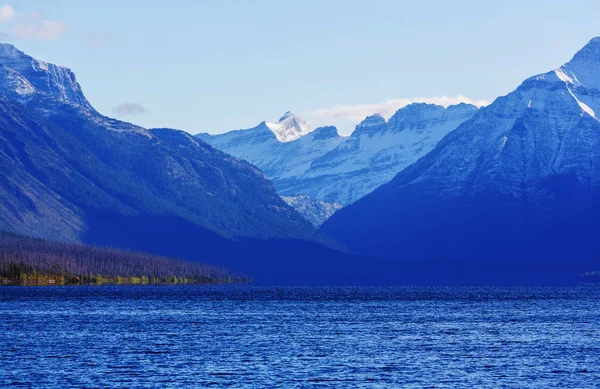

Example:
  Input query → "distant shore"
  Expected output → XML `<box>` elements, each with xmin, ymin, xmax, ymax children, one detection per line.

<box><xmin>0</xmin><ymin>232</ymin><xmax>247</xmax><ymax>287</ymax></box>
<box><xmin>0</xmin><ymin>273</ymin><xmax>249</xmax><ymax>286</ymax></box>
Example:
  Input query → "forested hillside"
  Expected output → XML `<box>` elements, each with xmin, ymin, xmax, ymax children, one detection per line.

<box><xmin>0</xmin><ymin>232</ymin><xmax>243</xmax><ymax>286</ymax></box>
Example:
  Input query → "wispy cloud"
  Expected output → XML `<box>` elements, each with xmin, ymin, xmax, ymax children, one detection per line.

<box><xmin>36</xmin><ymin>20</ymin><xmax>67</xmax><ymax>40</ymax></box>
<box><xmin>314</xmin><ymin>95</ymin><xmax>490</xmax><ymax>122</ymax></box>
<box><xmin>1</xmin><ymin>4</ymin><xmax>67</xmax><ymax>41</ymax></box>
<box><xmin>0</xmin><ymin>4</ymin><xmax>15</xmax><ymax>22</ymax></box>
<box><xmin>11</xmin><ymin>19</ymin><xmax>67</xmax><ymax>41</ymax></box>
<box><xmin>113</xmin><ymin>103</ymin><xmax>148</xmax><ymax>116</ymax></box>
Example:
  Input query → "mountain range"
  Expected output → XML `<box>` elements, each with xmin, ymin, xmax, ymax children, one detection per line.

<box><xmin>1</xmin><ymin>39</ymin><xmax>599</xmax><ymax>285</ymax></box>
<box><xmin>323</xmin><ymin>37</ymin><xmax>600</xmax><ymax>263</ymax></box>
<box><xmin>198</xmin><ymin>103</ymin><xmax>478</xmax><ymax>207</ymax></box>
<box><xmin>0</xmin><ymin>43</ymin><xmax>322</xmax><ymax>250</ymax></box>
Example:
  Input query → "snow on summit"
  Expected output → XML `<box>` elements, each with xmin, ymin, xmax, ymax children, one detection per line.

<box><xmin>199</xmin><ymin>103</ymin><xmax>478</xmax><ymax>205</ymax></box>
<box><xmin>0</xmin><ymin>43</ymin><xmax>91</xmax><ymax>109</ymax></box>
<box><xmin>322</xmin><ymin>36</ymin><xmax>600</xmax><ymax>261</ymax></box>
<box><xmin>265</xmin><ymin>111</ymin><xmax>313</xmax><ymax>142</ymax></box>
<box><xmin>558</xmin><ymin>37</ymin><xmax>600</xmax><ymax>106</ymax></box>
<box><xmin>516</xmin><ymin>37</ymin><xmax>600</xmax><ymax>124</ymax></box>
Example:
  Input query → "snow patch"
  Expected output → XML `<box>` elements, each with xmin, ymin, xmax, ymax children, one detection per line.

<box><xmin>555</xmin><ymin>69</ymin><xmax>574</xmax><ymax>84</ymax></box>
<box><xmin>34</xmin><ymin>60</ymin><xmax>49</xmax><ymax>72</ymax></box>
<box><xmin>554</xmin><ymin>67</ymin><xmax>598</xmax><ymax>119</ymax></box>
<box><xmin>567</xmin><ymin>88</ymin><xmax>597</xmax><ymax>119</ymax></box>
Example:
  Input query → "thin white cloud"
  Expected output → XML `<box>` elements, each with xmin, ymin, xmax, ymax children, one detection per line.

<box><xmin>3</xmin><ymin>5</ymin><xmax>67</xmax><ymax>41</ymax></box>
<box><xmin>113</xmin><ymin>102</ymin><xmax>148</xmax><ymax>116</ymax></box>
<box><xmin>314</xmin><ymin>95</ymin><xmax>490</xmax><ymax>122</ymax></box>
<box><xmin>10</xmin><ymin>23</ymin><xmax>35</xmax><ymax>37</ymax></box>
<box><xmin>36</xmin><ymin>20</ymin><xmax>67</xmax><ymax>40</ymax></box>
<box><xmin>11</xmin><ymin>20</ymin><xmax>67</xmax><ymax>41</ymax></box>
<box><xmin>0</xmin><ymin>4</ymin><xmax>15</xmax><ymax>22</ymax></box>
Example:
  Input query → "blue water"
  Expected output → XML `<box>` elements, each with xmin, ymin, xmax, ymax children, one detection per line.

<box><xmin>1</xmin><ymin>286</ymin><xmax>599</xmax><ymax>388</ymax></box>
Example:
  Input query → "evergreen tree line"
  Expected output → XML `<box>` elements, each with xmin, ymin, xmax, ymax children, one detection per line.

<box><xmin>0</xmin><ymin>232</ymin><xmax>244</xmax><ymax>285</ymax></box>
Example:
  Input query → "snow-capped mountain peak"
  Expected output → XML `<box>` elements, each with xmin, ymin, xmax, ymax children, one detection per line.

<box><xmin>279</xmin><ymin>111</ymin><xmax>296</xmax><ymax>121</ymax></box>
<box><xmin>265</xmin><ymin>111</ymin><xmax>313</xmax><ymax>142</ymax></box>
<box><xmin>322</xmin><ymin>37</ymin><xmax>600</xmax><ymax>260</ymax></box>
<box><xmin>566</xmin><ymin>36</ymin><xmax>600</xmax><ymax>67</ymax></box>
<box><xmin>560</xmin><ymin>36</ymin><xmax>600</xmax><ymax>91</ymax></box>
<box><xmin>199</xmin><ymin>103</ymin><xmax>478</xmax><ymax>206</ymax></box>
<box><xmin>0</xmin><ymin>43</ymin><xmax>91</xmax><ymax>109</ymax></box>
<box><xmin>353</xmin><ymin>114</ymin><xmax>387</xmax><ymax>135</ymax></box>
<box><xmin>0</xmin><ymin>43</ymin><xmax>25</xmax><ymax>59</ymax></box>
<box><xmin>311</xmin><ymin>126</ymin><xmax>340</xmax><ymax>140</ymax></box>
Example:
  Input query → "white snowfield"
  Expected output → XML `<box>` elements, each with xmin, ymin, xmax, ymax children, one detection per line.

<box><xmin>198</xmin><ymin>104</ymin><xmax>478</xmax><ymax>205</ymax></box>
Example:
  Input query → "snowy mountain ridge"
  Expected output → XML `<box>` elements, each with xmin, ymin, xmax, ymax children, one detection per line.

<box><xmin>0</xmin><ymin>43</ymin><xmax>91</xmax><ymax>110</ymax></box>
<box><xmin>322</xmin><ymin>36</ymin><xmax>600</xmax><ymax>260</ymax></box>
<box><xmin>198</xmin><ymin>103</ymin><xmax>478</xmax><ymax>205</ymax></box>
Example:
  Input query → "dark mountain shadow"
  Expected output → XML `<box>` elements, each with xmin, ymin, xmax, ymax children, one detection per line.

<box><xmin>82</xmin><ymin>210</ymin><xmax>594</xmax><ymax>285</ymax></box>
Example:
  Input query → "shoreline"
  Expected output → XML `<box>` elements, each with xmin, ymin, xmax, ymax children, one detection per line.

<box><xmin>0</xmin><ymin>275</ymin><xmax>250</xmax><ymax>287</ymax></box>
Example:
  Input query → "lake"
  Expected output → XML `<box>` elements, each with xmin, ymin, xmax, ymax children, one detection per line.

<box><xmin>1</xmin><ymin>286</ymin><xmax>599</xmax><ymax>388</ymax></box>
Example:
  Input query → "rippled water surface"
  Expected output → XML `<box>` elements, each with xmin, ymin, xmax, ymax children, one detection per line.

<box><xmin>1</xmin><ymin>286</ymin><xmax>599</xmax><ymax>388</ymax></box>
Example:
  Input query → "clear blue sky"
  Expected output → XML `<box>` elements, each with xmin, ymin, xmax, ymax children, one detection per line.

<box><xmin>1</xmin><ymin>0</ymin><xmax>600</xmax><ymax>135</ymax></box>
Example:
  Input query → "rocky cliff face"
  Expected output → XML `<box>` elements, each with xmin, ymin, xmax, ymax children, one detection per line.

<box><xmin>0</xmin><ymin>44</ymin><xmax>91</xmax><ymax>109</ymax></box>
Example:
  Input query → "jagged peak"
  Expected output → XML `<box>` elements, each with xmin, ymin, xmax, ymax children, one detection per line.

<box><xmin>351</xmin><ymin>103</ymin><xmax>478</xmax><ymax>137</ymax></box>
<box><xmin>279</xmin><ymin>111</ymin><xmax>296</xmax><ymax>121</ymax></box>
<box><xmin>357</xmin><ymin>113</ymin><xmax>386</xmax><ymax>126</ymax></box>
<box><xmin>0</xmin><ymin>43</ymin><xmax>24</xmax><ymax>58</ymax></box>
<box><xmin>0</xmin><ymin>43</ymin><xmax>69</xmax><ymax>71</ymax></box>
<box><xmin>559</xmin><ymin>37</ymin><xmax>600</xmax><ymax>91</ymax></box>
<box><xmin>265</xmin><ymin>112</ymin><xmax>313</xmax><ymax>142</ymax></box>
<box><xmin>446</xmin><ymin>102</ymin><xmax>480</xmax><ymax>112</ymax></box>
<box><xmin>311</xmin><ymin>126</ymin><xmax>340</xmax><ymax>140</ymax></box>
<box><xmin>351</xmin><ymin>114</ymin><xmax>386</xmax><ymax>136</ymax></box>
<box><xmin>389</xmin><ymin>102</ymin><xmax>478</xmax><ymax>121</ymax></box>
<box><xmin>567</xmin><ymin>36</ymin><xmax>600</xmax><ymax>65</ymax></box>
<box><xmin>0</xmin><ymin>44</ymin><xmax>90</xmax><ymax>109</ymax></box>
<box><xmin>401</xmin><ymin>102</ymin><xmax>444</xmax><ymax>111</ymax></box>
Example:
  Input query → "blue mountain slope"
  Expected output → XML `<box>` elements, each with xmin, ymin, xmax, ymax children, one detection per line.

<box><xmin>1</xmin><ymin>42</ymin><xmax>597</xmax><ymax>285</ymax></box>
<box><xmin>323</xmin><ymin>38</ymin><xmax>600</xmax><ymax>262</ymax></box>
<box><xmin>0</xmin><ymin>44</ymin><xmax>319</xmax><ymax>244</ymax></box>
